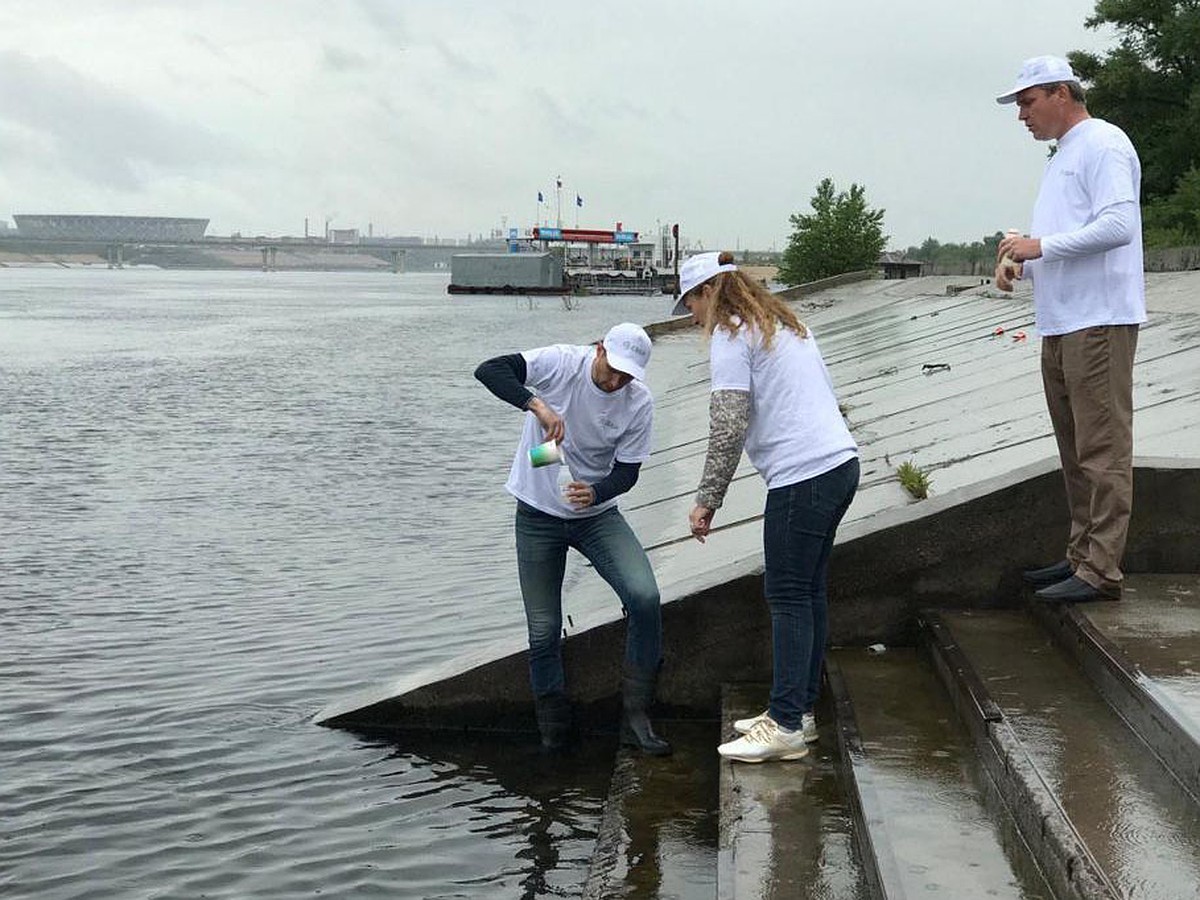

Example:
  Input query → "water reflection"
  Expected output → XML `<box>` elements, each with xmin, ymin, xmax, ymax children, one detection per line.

<box><xmin>365</xmin><ymin>730</ymin><xmax>614</xmax><ymax>898</ymax></box>
<box><xmin>360</xmin><ymin>723</ymin><xmax>718</xmax><ymax>899</ymax></box>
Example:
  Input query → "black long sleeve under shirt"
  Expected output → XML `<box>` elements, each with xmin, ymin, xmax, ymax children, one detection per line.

<box><xmin>473</xmin><ymin>352</ymin><xmax>641</xmax><ymax>503</ymax></box>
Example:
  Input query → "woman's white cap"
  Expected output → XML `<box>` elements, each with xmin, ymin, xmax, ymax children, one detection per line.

<box><xmin>678</xmin><ymin>252</ymin><xmax>738</xmax><ymax>300</ymax></box>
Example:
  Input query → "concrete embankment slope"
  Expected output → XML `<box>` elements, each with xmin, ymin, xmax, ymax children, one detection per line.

<box><xmin>315</xmin><ymin>272</ymin><xmax>1200</xmax><ymax>731</ymax></box>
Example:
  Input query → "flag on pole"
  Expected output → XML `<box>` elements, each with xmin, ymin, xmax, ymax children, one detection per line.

<box><xmin>576</xmin><ymin>195</ymin><xmax>583</xmax><ymax>207</ymax></box>
<box><xmin>538</xmin><ymin>191</ymin><xmax>544</xmax><ymax>203</ymax></box>
<box><xmin>556</xmin><ymin>177</ymin><xmax>562</xmax><ymax>189</ymax></box>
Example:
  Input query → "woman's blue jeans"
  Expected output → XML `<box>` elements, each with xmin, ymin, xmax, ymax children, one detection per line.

<box><xmin>515</xmin><ymin>502</ymin><xmax>662</xmax><ymax>697</ymax></box>
<box><xmin>763</xmin><ymin>457</ymin><xmax>860</xmax><ymax>731</ymax></box>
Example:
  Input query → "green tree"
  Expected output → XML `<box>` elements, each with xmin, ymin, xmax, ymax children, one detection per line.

<box><xmin>1144</xmin><ymin>165</ymin><xmax>1200</xmax><ymax>245</ymax></box>
<box><xmin>1069</xmin><ymin>0</ymin><xmax>1200</xmax><ymax>243</ymax></box>
<box><xmin>903</xmin><ymin>232</ymin><xmax>1004</xmax><ymax>274</ymax></box>
<box><xmin>778</xmin><ymin>178</ymin><xmax>887</xmax><ymax>285</ymax></box>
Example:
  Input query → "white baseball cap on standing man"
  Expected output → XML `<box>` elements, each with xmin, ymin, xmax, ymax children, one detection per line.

<box><xmin>996</xmin><ymin>55</ymin><xmax>1081</xmax><ymax>104</ymax></box>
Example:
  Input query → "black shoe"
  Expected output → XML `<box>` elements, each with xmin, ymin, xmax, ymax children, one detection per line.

<box><xmin>1022</xmin><ymin>559</ymin><xmax>1073</xmax><ymax>588</ymax></box>
<box><xmin>1033</xmin><ymin>575</ymin><xmax>1116</xmax><ymax>603</ymax></box>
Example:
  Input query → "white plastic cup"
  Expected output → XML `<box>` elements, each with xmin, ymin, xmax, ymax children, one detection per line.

<box><xmin>529</xmin><ymin>439</ymin><xmax>563</xmax><ymax>468</ymax></box>
<box><xmin>998</xmin><ymin>228</ymin><xmax>1021</xmax><ymax>278</ymax></box>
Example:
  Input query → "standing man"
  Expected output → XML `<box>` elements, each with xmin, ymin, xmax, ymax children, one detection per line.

<box><xmin>995</xmin><ymin>55</ymin><xmax>1146</xmax><ymax>602</ymax></box>
<box><xmin>474</xmin><ymin>323</ymin><xmax>670</xmax><ymax>755</ymax></box>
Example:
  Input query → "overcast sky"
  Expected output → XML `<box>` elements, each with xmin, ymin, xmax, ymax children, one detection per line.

<box><xmin>0</xmin><ymin>0</ymin><xmax>1117</xmax><ymax>250</ymax></box>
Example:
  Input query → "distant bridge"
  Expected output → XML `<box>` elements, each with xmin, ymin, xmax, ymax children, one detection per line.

<box><xmin>0</xmin><ymin>233</ymin><xmax>510</xmax><ymax>272</ymax></box>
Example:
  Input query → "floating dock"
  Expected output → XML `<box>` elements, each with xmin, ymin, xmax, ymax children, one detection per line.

<box><xmin>447</xmin><ymin>251</ymin><xmax>566</xmax><ymax>295</ymax></box>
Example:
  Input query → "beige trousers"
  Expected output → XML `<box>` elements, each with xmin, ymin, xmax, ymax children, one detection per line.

<box><xmin>1041</xmin><ymin>324</ymin><xmax>1139</xmax><ymax>596</ymax></box>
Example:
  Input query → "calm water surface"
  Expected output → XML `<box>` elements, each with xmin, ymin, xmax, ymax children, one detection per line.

<box><xmin>0</xmin><ymin>268</ymin><xmax>690</xmax><ymax>898</ymax></box>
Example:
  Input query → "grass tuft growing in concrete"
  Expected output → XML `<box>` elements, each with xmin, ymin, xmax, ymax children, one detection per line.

<box><xmin>897</xmin><ymin>460</ymin><xmax>931</xmax><ymax>500</ymax></box>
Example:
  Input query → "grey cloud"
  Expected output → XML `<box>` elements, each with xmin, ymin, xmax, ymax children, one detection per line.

<box><xmin>187</xmin><ymin>32</ymin><xmax>230</xmax><ymax>62</ymax></box>
<box><xmin>355</xmin><ymin>0</ymin><xmax>407</xmax><ymax>46</ymax></box>
<box><xmin>322</xmin><ymin>44</ymin><xmax>370</xmax><ymax>73</ymax></box>
<box><xmin>0</xmin><ymin>50</ymin><xmax>245</xmax><ymax>192</ymax></box>
<box><xmin>530</xmin><ymin>87</ymin><xmax>598</xmax><ymax>143</ymax></box>
<box><xmin>430</xmin><ymin>39</ymin><xmax>491</xmax><ymax>82</ymax></box>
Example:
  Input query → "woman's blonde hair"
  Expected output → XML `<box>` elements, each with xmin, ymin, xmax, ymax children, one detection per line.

<box><xmin>698</xmin><ymin>251</ymin><xmax>807</xmax><ymax>346</ymax></box>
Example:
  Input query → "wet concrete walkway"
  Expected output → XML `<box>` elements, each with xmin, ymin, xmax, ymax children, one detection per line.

<box><xmin>717</xmin><ymin>684</ymin><xmax>868</xmax><ymax>900</ymax></box>
<box><xmin>706</xmin><ymin>575</ymin><xmax>1200</xmax><ymax>899</ymax></box>
<box><xmin>832</xmin><ymin>648</ymin><xmax>1051</xmax><ymax>898</ymax></box>
<box><xmin>1085</xmin><ymin>573</ymin><xmax>1200</xmax><ymax>734</ymax></box>
<box><xmin>942</xmin><ymin>605</ymin><xmax>1200</xmax><ymax>898</ymax></box>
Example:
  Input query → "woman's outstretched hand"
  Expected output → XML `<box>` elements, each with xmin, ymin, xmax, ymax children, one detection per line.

<box><xmin>689</xmin><ymin>505</ymin><xmax>714</xmax><ymax>543</ymax></box>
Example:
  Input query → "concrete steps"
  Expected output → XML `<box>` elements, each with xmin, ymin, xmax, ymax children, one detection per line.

<box><xmin>928</xmin><ymin>594</ymin><xmax>1200</xmax><ymax>897</ymax></box>
<box><xmin>1031</xmin><ymin>574</ymin><xmax>1200</xmax><ymax>801</ymax></box>
<box><xmin>583</xmin><ymin>575</ymin><xmax>1200</xmax><ymax>898</ymax></box>
<box><xmin>718</xmin><ymin>683</ymin><xmax>870</xmax><ymax>900</ymax></box>
<box><xmin>826</xmin><ymin>648</ymin><xmax>1054</xmax><ymax>898</ymax></box>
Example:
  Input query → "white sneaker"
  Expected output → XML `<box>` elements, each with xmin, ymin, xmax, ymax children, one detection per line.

<box><xmin>733</xmin><ymin>710</ymin><xmax>818</xmax><ymax>743</ymax></box>
<box><xmin>718</xmin><ymin>716</ymin><xmax>809</xmax><ymax>763</ymax></box>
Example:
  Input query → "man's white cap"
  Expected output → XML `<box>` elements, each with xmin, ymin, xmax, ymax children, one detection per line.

<box><xmin>996</xmin><ymin>55</ymin><xmax>1081</xmax><ymax>104</ymax></box>
<box><xmin>678</xmin><ymin>251</ymin><xmax>738</xmax><ymax>300</ymax></box>
<box><xmin>603</xmin><ymin>322</ymin><xmax>651</xmax><ymax>381</ymax></box>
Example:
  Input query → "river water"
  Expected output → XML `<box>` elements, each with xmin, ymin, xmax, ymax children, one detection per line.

<box><xmin>0</xmin><ymin>268</ymin><xmax>696</xmax><ymax>899</ymax></box>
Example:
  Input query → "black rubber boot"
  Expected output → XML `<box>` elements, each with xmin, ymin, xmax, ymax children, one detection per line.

<box><xmin>533</xmin><ymin>692</ymin><xmax>573</xmax><ymax>753</ymax></box>
<box><xmin>620</xmin><ymin>665</ymin><xmax>672</xmax><ymax>756</ymax></box>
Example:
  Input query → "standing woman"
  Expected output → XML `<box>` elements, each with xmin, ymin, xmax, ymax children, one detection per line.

<box><xmin>682</xmin><ymin>252</ymin><xmax>859</xmax><ymax>763</ymax></box>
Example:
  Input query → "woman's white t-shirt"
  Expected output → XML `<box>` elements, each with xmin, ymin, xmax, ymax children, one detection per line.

<box><xmin>505</xmin><ymin>344</ymin><xmax>654</xmax><ymax>518</ymax></box>
<box><xmin>709</xmin><ymin>323</ymin><xmax>856</xmax><ymax>490</ymax></box>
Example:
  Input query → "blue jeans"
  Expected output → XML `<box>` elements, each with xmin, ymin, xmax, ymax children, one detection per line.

<box><xmin>763</xmin><ymin>457</ymin><xmax>860</xmax><ymax>731</ymax></box>
<box><xmin>515</xmin><ymin>502</ymin><xmax>662</xmax><ymax>697</ymax></box>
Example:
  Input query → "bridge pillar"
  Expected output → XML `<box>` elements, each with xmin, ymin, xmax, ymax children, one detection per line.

<box><xmin>107</xmin><ymin>244</ymin><xmax>124</xmax><ymax>269</ymax></box>
<box><xmin>391</xmin><ymin>249</ymin><xmax>406</xmax><ymax>274</ymax></box>
<box><xmin>261</xmin><ymin>246</ymin><xmax>277</xmax><ymax>272</ymax></box>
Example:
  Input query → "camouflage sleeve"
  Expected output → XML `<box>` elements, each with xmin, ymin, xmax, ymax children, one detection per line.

<box><xmin>696</xmin><ymin>389</ymin><xmax>750</xmax><ymax>510</ymax></box>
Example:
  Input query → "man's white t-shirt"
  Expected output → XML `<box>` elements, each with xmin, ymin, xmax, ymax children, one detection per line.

<box><xmin>505</xmin><ymin>344</ymin><xmax>654</xmax><ymax>518</ymax></box>
<box><xmin>709</xmin><ymin>323</ymin><xmax>856</xmax><ymax>490</ymax></box>
<box><xmin>1025</xmin><ymin>117</ymin><xmax>1146</xmax><ymax>336</ymax></box>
